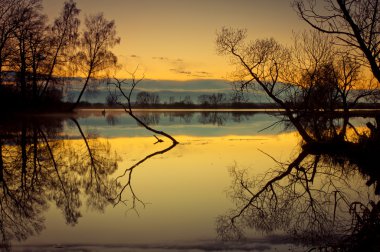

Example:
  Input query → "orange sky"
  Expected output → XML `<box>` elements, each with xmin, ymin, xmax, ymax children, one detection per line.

<box><xmin>43</xmin><ymin>0</ymin><xmax>308</xmax><ymax>80</ymax></box>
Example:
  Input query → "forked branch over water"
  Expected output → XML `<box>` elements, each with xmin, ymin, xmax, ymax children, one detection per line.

<box><xmin>108</xmin><ymin>68</ymin><xmax>178</xmax><ymax>144</ymax></box>
<box><xmin>107</xmin><ymin>68</ymin><xmax>179</xmax><ymax>210</ymax></box>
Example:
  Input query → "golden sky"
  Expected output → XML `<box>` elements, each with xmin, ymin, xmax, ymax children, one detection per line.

<box><xmin>43</xmin><ymin>0</ymin><xmax>307</xmax><ymax>80</ymax></box>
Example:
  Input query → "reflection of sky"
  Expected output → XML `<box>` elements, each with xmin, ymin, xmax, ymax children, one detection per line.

<box><xmin>65</xmin><ymin>111</ymin><xmax>288</xmax><ymax>138</ymax></box>
<box><xmin>15</xmin><ymin>112</ymin><xmax>377</xmax><ymax>250</ymax></box>
<box><xmin>18</xmin><ymin>131</ymin><xmax>301</xmax><ymax>249</ymax></box>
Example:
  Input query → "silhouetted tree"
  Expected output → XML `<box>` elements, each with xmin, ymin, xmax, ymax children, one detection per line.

<box><xmin>71</xmin><ymin>13</ymin><xmax>120</xmax><ymax>110</ymax></box>
<box><xmin>216</xmin><ymin>27</ymin><xmax>315</xmax><ymax>142</ymax></box>
<box><xmin>198</xmin><ymin>93</ymin><xmax>227</xmax><ymax>107</ymax></box>
<box><xmin>293</xmin><ymin>0</ymin><xmax>380</xmax><ymax>84</ymax></box>
<box><xmin>216</xmin><ymin>28</ymin><xmax>375</xmax><ymax>142</ymax></box>
<box><xmin>229</xmin><ymin>90</ymin><xmax>249</xmax><ymax>106</ymax></box>
<box><xmin>11</xmin><ymin>0</ymin><xmax>45</xmax><ymax>103</ymax></box>
<box><xmin>182</xmin><ymin>95</ymin><xmax>193</xmax><ymax>105</ymax></box>
<box><xmin>107</xmin><ymin>70</ymin><xmax>179</xmax><ymax>210</ymax></box>
<box><xmin>108</xmin><ymin>69</ymin><xmax>178</xmax><ymax>144</ymax></box>
<box><xmin>0</xmin><ymin>0</ymin><xmax>22</xmax><ymax>86</ymax></box>
<box><xmin>40</xmin><ymin>0</ymin><xmax>80</xmax><ymax>97</ymax></box>
<box><xmin>287</xmin><ymin>31</ymin><xmax>371</xmax><ymax>113</ymax></box>
<box><xmin>0</xmin><ymin>0</ymin><xmax>80</xmax><ymax>109</ymax></box>
<box><xmin>135</xmin><ymin>91</ymin><xmax>160</xmax><ymax>106</ymax></box>
<box><xmin>169</xmin><ymin>96</ymin><xmax>175</xmax><ymax>104</ymax></box>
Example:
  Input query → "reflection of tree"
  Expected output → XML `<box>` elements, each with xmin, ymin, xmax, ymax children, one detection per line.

<box><xmin>137</xmin><ymin>112</ymin><xmax>160</xmax><ymax>126</ymax></box>
<box><xmin>198</xmin><ymin>112</ymin><xmax>251</xmax><ymax>126</ymax></box>
<box><xmin>199</xmin><ymin>112</ymin><xmax>229</xmax><ymax>126</ymax></box>
<box><xmin>217</xmin><ymin>113</ymin><xmax>380</xmax><ymax>250</ymax></box>
<box><xmin>231</xmin><ymin>112</ymin><xmax>250</xmax><ymax>123</ymax></box>
<box><xmin>105</xmin><ymin>113</ymin><xmax>119</xmax><ymax>126</ymax></box>
<box><xmin>111</xmin><ymin>140</ymin><xmax>177</xmax><ymax>212</ymax></box>
<box><xmin>102</xmin><ymin>110</ymin><xmax>256</xmax><ymax>126</ymax></box>
<box><xmin>167</xmin><ymin>112</ymin><xmax>194</xmax><ymax>124</ymax></box>
<box><xmin>0</xmin><ymin>116</ymin><xmax>119</xmax><ymax>250</ymax></box>
<box><xmin>69</xmin><ymin>118</ymin><xmax>118</xmax><ymax>212</ymax></box>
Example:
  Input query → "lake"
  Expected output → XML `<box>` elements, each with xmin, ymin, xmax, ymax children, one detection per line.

<box><xmin>1</xmin><ymin>109</ymin><xmax>378</xmax><ymax>251</ymax></box>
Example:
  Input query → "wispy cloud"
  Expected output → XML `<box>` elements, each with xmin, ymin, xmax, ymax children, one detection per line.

<box><xmin>169</xmin><ymin>69</ymin><xmax>213</xmax><ymax>78</ymax></box>
<box><xmin>193</xmin><ymin>71</ymin><xmax>212</xmax><ymax>78</ymax></box>
<box><xmin>152</xmin><ymin>56</ymin><xmax>169</xmax><ymax>61</ymax></box>
<box><xmin>169</xmin><ymin>69</ymin><xmax>192</xmax><ymax>75</ymax></box>
<box><xmin>152</xmin><ymin>56</ymin><xmax>214</xmax><ymax>78</ymax></box>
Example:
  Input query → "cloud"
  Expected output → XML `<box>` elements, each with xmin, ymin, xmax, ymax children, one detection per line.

<box><xmin>152</xmin><ymin>56</ymin><xmax>214</xmax><ymax>78</ymax></box>
<box><xmin>169</xmin><ymin>68</ymin><xmax>213</xmax><ymax>78</ymax></box>
<box><xmin>193</xmin><ymin>71</ymin><xmax>212</xmax><ymax>77</ymax></box>
<box><xmin>152</xmin><ymin>56</ymin><xmax>169</xmax><ymax>61</ymax></box>
<box><xmin>169</xmin><ymin>68</ymin><xmax>192</xmax><ymax>75</ymax></box>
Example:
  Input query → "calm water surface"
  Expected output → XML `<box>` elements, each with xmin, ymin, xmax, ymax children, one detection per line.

<box><xmin>1</xmin><ymin>110</ymin><xmax>377</xmax><ymax>251</ymax></box>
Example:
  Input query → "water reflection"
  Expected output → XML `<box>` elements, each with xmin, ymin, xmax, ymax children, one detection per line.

<box><xmin>217</xmin><ymin>111</ymin><xmax>380</xmax><ymax>251</ymax></box>
<box><xmin>112</xmin><ymin>139</ymin><xmax>177</xmax><ymax>210</ymax></box>
<box><xmin>1</xmin><ymin>110</ymin><xmax>379</xmax><ymax>251</ymax></box>
<box><xmin>0</xmin><ymin>111</ymin><xmax>183</xmax><ymax>250</ymax></box>
<box><xmin>198</xmin><ymin>112</ymin><xmax>230</xmax><ymax>126</ymax></box>
<box><xmin>168</xmin><ymin>111</ymin><xmax>194</xmax><ymax>124</ymax></box>
<box><xmin>96</xmin><ymin>110</ymin><xmax>275</xmax><ymax>127</ymax></box>
<box><xmin>74</xmin><ymin>110</ymin><xmax>284</xmax><ymax>138</ymax></box>
<box><xmin>105</xmin><ymin>113</ymin><xmax>119</xmax><ymax>126</ymax></box>
<box><xmin>0</xmin><ymin>116</ymin><xmax>127</xmax><ymax>250</ymax></box>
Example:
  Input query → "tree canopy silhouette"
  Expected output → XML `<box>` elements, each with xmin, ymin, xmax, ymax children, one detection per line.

<box><xmin>293</xmin><ymin>0</ymin><xmax>380</xmax><ymax>84</ymax></box>
<box><xmin>71</xmin><ymin>13</ymin><xmax>120</xmax><ymax>110</ymax></box>
<box><xmin>0</xmin><ymin>0</ymin><xmax>120</xmax><ymax>112</ymax></box>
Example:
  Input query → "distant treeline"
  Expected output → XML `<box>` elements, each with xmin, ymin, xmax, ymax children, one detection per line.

<box><xmin>105</xmin><ymin>91</ymin><xmax>259</xmax><ymax>108</ymax></box>
<box><xmin>79</xmin><ymin>90</ymin><xmax>380</xmax><ymax>110</ymax></box>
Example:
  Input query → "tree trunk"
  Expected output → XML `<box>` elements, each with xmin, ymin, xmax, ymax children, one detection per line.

<box><xmin>70</xmin><ymin>70</ymin><xmax>92</xmax><ymax>111</ymax></box>
<box><xmin>19</xmin><ymin>40</ymin><xmax>27</xmax><ymax>107</ymax></box>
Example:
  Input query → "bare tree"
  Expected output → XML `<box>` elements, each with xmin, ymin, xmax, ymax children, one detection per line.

<box><xmin>0</xmin><ymin>0</ymin><xmax>80</xmax><ymax>108</ymax></box>
<box><xmin>135</xmin><ymin>91</ymin><xmax>160</xmax><ymax>106</ymax></box>
<box><xmin>216</xmin><ymin>28</ymin><xmax>372</xmax><ymax>142</ymax></box>
<box><xmin>216</xmin><ymin>27</ymin><xmax>314</xmax><ymax>142</ymax></box>
<box><xmin>10</xmin><ymin>0</ymin><xmax>45</xmax><ymax>103</ymax></box>
<box><xmin>0</xmin><ymin>0</ymin><xmax>40</xmax><ymax>86</ymax></box>
<box><xmin>229</xmin><ymin>90</ymin><xmax>249</xmax><ymax>105</ymax></box>
<box><xmin>40</xmin><ymin>0</ymin><xmax>80</xmax><ymax>97</ymax></box>
<box><xmin>293</xmin><ymin>0</ymin><xmax>380</xmax><ymax>84</ymax></box>
<box><xmin>108</xmin><ymin>69</ymin><xmax>178</xmax><ymax>144</ymax></box>
<box><xmin>198</xmin><ymin>93</ymin><xmax>227</xmax><ymax>106</ymax></box>
<box><xmin>71</xmin><ymin>13</ymin><xmax>120</xmax><ymax>110</ymax></box>
<box><xmin>0</xmin><ymin>0</ymin><xmax>19</xmax><ymax>86</ymax></box>
<box><xmin>107</xmin><ymin>69</ymin><xmax>179</xmax><ymax>210</ymax></box>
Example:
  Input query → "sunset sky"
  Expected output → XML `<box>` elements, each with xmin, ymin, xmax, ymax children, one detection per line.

<box><xmin>43</xmin><ymin>0</ymin><xmax>308</xmax><ymax>80</ymax></box>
